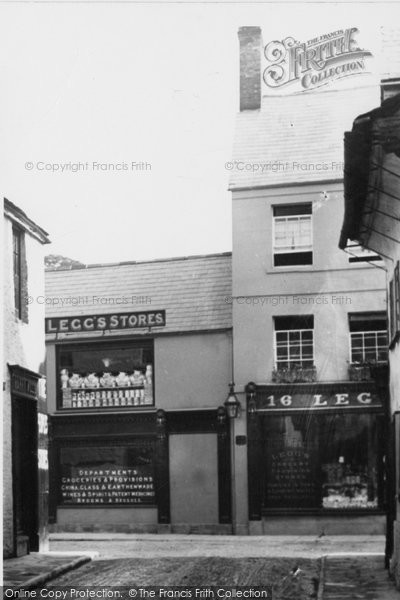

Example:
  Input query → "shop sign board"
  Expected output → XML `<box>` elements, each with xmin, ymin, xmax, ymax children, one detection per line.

<box><xmin>46</xmin><ymin>310</ymin><xmax>166</xmax><ymax>334</ymax></box>
<box><xmin>257</xmin><ymin>390</ymin><xmax>382</xmax><ymax>410</ymax></box>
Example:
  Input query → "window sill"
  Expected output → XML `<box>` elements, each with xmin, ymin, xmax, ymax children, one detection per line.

<box><xmin>261</xmin><ymin>508</ymin><xmax>385</xmax><ymax>516</ymax></box>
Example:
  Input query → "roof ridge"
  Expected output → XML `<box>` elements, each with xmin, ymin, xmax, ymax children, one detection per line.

<box><xmin>45</xmin><ymin>251</ymin><xmax>232</xmax><ymax>272</ymax></box>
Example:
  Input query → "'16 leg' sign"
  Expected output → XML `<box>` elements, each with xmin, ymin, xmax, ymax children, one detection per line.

<box><xmin>259</xmin><ymin>391</ymin><xmax>381</xmax><ymax>410</ymax></box>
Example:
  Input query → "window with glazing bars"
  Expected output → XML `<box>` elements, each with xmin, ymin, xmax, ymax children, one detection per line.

<box><xmin>349</xmin><ymin>313</ymin><xmax>388</xmax><ymax>363</ymax></box>
<box><xmin>273</xmin><ymin>203</ymin><xmax>312</xmax><ymax>267</ymax></box>
<box><xmin>274</xmin><ymin>315</ymin><xmax>314</xmax><ymax>368</ymax></box>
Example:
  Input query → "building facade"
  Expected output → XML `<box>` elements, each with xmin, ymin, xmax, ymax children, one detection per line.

<box><xmin>339</xmin><ymin>88</ymin><xmax>400</xmax><ymax>586</ymax></box>
<box><xmin>3</xmin><ymin>198</ymin><xmax>50</xmax><ymax>557</ymax></box>
<box><xmin>228</xmin><ymin>27</ymin><xmax>389</xmax><ymax>536</ymax></box>
<box><xmin>45</xmin><ymin>253</ymin><xmax>233</xmax><ymax>533</ymax></box>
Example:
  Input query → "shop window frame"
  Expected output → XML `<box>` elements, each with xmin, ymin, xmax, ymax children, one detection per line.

<box><xmin>54</xmin><ymin>436</ymin><xmax>157</xmax><ymax>509</ymax></box>
<box><xmin>259</xmin><ymin>408</ymin><xmax>386</xmax><ymax>516</ymax></box>
<box><xmin>55</xmin><ymin>338</ymin><xmax>155</xmax><ymax>411</ymax></box>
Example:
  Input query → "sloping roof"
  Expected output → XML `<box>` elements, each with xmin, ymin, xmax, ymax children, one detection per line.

<box><xmin>4</xmin><ymin>198</ymin><xmax>50</xmax><ymax>244</ymax></box>
<box><xmin>229</xmin><ymin>86</ymin><xmax>381</xmax><ymax>190</ymax></box>
<box><xmin>339</xmin><ymin>93</ymin><xmax>400</xmax><ymax>252</ymax></box>
<box><xmin>45</xmin><ymin>252</ymin><xmax>232</xmax><ymax>335</ymax></box>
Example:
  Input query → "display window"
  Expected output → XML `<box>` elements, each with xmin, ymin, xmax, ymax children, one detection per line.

<box><xmin>57</xmin><ymin>341</ymin><xmax>154</xmax><ymax>409</ymax></box>
<box><xmin>262</xmin><ymin>411</ymin><xmax>383</xmax><ymax>512</ymax></box>
<box><xmin>58</xmin><ymin>440</ymin><xmax>156</xmax><ymax>506</ymax></box>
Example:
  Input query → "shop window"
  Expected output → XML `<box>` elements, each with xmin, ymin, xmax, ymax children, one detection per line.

<box><xmin>57</xmin><ymin>341</ymin><xmax>154</xmax><ymax>409</ymax></box>
<box><xmin>274</xmin><ymin>315</ymin><xmax>314</xmax><ymax>369</ymax></box>
<box><xmin>13</xmin><ymin>226</ymin><xmax>28</xmax><ymax>322</ymax></box>
<box><xmin>349</xmin><ymin>313</ymin><xmax>388</xmax><ymax>364</ymax></box>
<box><xmin>273</xmin><ymin>204</ymin><xmax>312</xmax><ymax>267</ymax></box>
<box><xmin>58</xmin><ymin>441</ymin><xmax>155</xmax><ymax>506</ymax></box>
<box><xmin>262</xmin><ymin>412</ymin><xmax>382</xmax><ymax>511</ymax></box>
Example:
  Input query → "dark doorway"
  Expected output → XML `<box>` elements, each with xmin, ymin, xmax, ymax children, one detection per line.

<box><xmin>12</xmin><ymin>395</ymin><xmax>39</xmax><ymax>554</ymax></box>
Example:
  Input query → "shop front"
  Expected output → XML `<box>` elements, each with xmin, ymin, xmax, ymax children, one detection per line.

<box><xmin>246</xmin><ymin>382</ymin><xmax>387</xmax><ymax>535</ymax></box>
<box><xmin>45</xmin><ymin>252</ymin><xmax>233</xmax><ymax>533</ymax></box>
<box><xmin>47</xmin><ymin>326</ymin><xmax>232</xmax><ymax>533</ymax></box>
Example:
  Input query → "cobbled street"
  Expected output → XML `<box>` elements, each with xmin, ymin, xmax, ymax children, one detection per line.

<box><xmin>43</xmin><ymin>536</ymin><xmax>399</xmax><ymax>600</ymax></box>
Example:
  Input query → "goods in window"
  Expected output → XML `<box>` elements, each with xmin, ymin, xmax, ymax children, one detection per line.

<box><xmin>85</xmin><ymin>372</ymin><xmax>100</xmax><ymax>388</ymax></box>
<box><xmin>116</xmin><ymin>371</ymin><xmax>130</xmax><ymax>386</ymax></box>
<box><xmin>61</xmin><ymin>369</ymin><xmax>69</xmax><ymax>388</ymax></box>
<box><xmin>69</xmin><ymin>373</ymin><xmax>83</xmax><ymax>388</ymax></box>
<box><xmin>100</xmin><ymin>372</ymin><xmax>115</xmax><ymax>387</ymax></box>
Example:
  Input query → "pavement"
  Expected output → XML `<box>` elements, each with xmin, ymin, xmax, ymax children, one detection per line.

<box><xmin>2</xmin><ymin>534</ymin><xmax>399</xmax><ymax>598</ymax></box>
<box><xmin>48</xmin><ymin>533</ymin><xmax>389</xmax><ymax>558</ymax></box>
<box><xmin>2</xmin><ymin>550</ymin><xmax>98</xmax><ymax>589</ymax></box>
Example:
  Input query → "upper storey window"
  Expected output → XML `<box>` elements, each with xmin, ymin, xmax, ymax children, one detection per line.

<box><xmin>273</xmin><ymin>203</ymin><xmax>312</xmax><ymax>267</ymax></box>
<box><xmin>13</xmin><ymin>226</ymin><xmax>23</xmax><ymax>320</ymax></box>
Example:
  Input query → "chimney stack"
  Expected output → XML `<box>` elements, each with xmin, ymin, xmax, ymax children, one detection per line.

<box><xmin>238</xmin><ymin>26</ymin><xmax>262</xmax><ymax>111</ymax></box>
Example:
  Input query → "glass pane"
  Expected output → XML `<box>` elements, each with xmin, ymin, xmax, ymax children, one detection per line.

<box><xmin>59</xmin><ymin>344</ymin><xmax>154</xmax><ymax>409</ymax></box>
<box><xmin>290</xmin><ymin>346</ymin><xmax>300</xmax><ymax>358</ymax></box>
<box><xmin>320</xmin><ymin>413</ymin><xmax>379</xmax><ymax>510</ymax></box>
<box><xmin>276</xmin><ymin>346</ymin><xmax>288</xmax><ymax>358</ymax></box>
<box><xmin>302</xmin><ymin>345</ymin><xmax>313</xmax><ymax>358</ymax></box>
<box><xmin>352</xmin><ymin>350</ymin><xmax>364</xmax><ymax>363</ymax></box>
<box><xmin>262</xmin><ymin>414</ymin><xmax>320</xmax><ymax>509</ymax></box>
<box><xmin>275</xmin><ymin>331</ymin><xmax>287</xmax><ymax>342</ymax></box>
<box><xmin>59</xmin><ymin>444</ymin><xmax>155</xmax><ymax>506</ymax></box>
<box><xmin>364</xmin><ymin>335</ymin><xmax>376</xmax><ymax>348</ymax></box>
<box><xmin>262</xmin><ymin>413</ymin><xmax>380</xmax><ymax>511</ymax></box>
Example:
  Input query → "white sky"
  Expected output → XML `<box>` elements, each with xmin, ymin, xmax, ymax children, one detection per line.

<box><xmin>1</xmin><ymin>2</ymin><xmax>399</xmax><ymax>264</ymax></box>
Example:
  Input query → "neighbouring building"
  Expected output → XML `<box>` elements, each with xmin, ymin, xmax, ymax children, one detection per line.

<box><xmin>228</xmin><ymin>27</ymin><xmax>390</xmax><ymax>536</ymax></box>
<box><xmin>45</xmin><ymin>253</ymin><xmax>233</xmax><ymax>533</ymax></box>
<box><xmin>339</xmin><ymin>87</ymin><xmax>400</xmax><ymax>586</ymax></box>
<box><xmin>3</xmin><ymin>198</ymin><xmax>50</xmax><ymax>557</ymax></box>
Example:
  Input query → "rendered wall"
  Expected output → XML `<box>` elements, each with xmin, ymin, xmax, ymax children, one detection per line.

<box><xmin>231</xmin><ymin>182</ymin><xmax>387</xmax><ymax>535</ymax></box>
<box><xmin>3</xmin><ymin>217</ymin><xmax>47</xmax><ymax>557</ymax></box>
<box><xmin>155</xmin><ymin>332</ymin><xmax>232</xmax><ymax>410</ymax></box>
<box><xmin>232</xmin><ymin>183</ymin><xmax>387</xmax><ymax>389</ymax></box>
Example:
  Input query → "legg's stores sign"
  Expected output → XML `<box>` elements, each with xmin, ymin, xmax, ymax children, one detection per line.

<box><xmin>45</xmin><ymin>311</ymin><xmax>166</xmax><ymax>334</ymax></box>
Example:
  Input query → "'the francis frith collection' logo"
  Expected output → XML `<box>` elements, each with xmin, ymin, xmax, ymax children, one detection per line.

<box><xmin>263</xmin><ymin>28</ymin><xmax>372</xmax><ymax>91</ymax></box>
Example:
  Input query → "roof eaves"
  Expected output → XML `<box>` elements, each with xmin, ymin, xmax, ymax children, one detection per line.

<box><xmin>4</xmin><ymin>198</ymin><xmax>50</xmax><ymax>244</ymax></box>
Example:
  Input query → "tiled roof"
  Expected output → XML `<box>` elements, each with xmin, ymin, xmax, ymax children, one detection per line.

<box><xmin>45</xmin><ymin>252</ymin><xmax>232</xmax><ymax>334</ymax></box>
<box><xmin>229</xmin><ymin>85</ymin><xmax>381</xmax><ymax>190</ymax></box>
